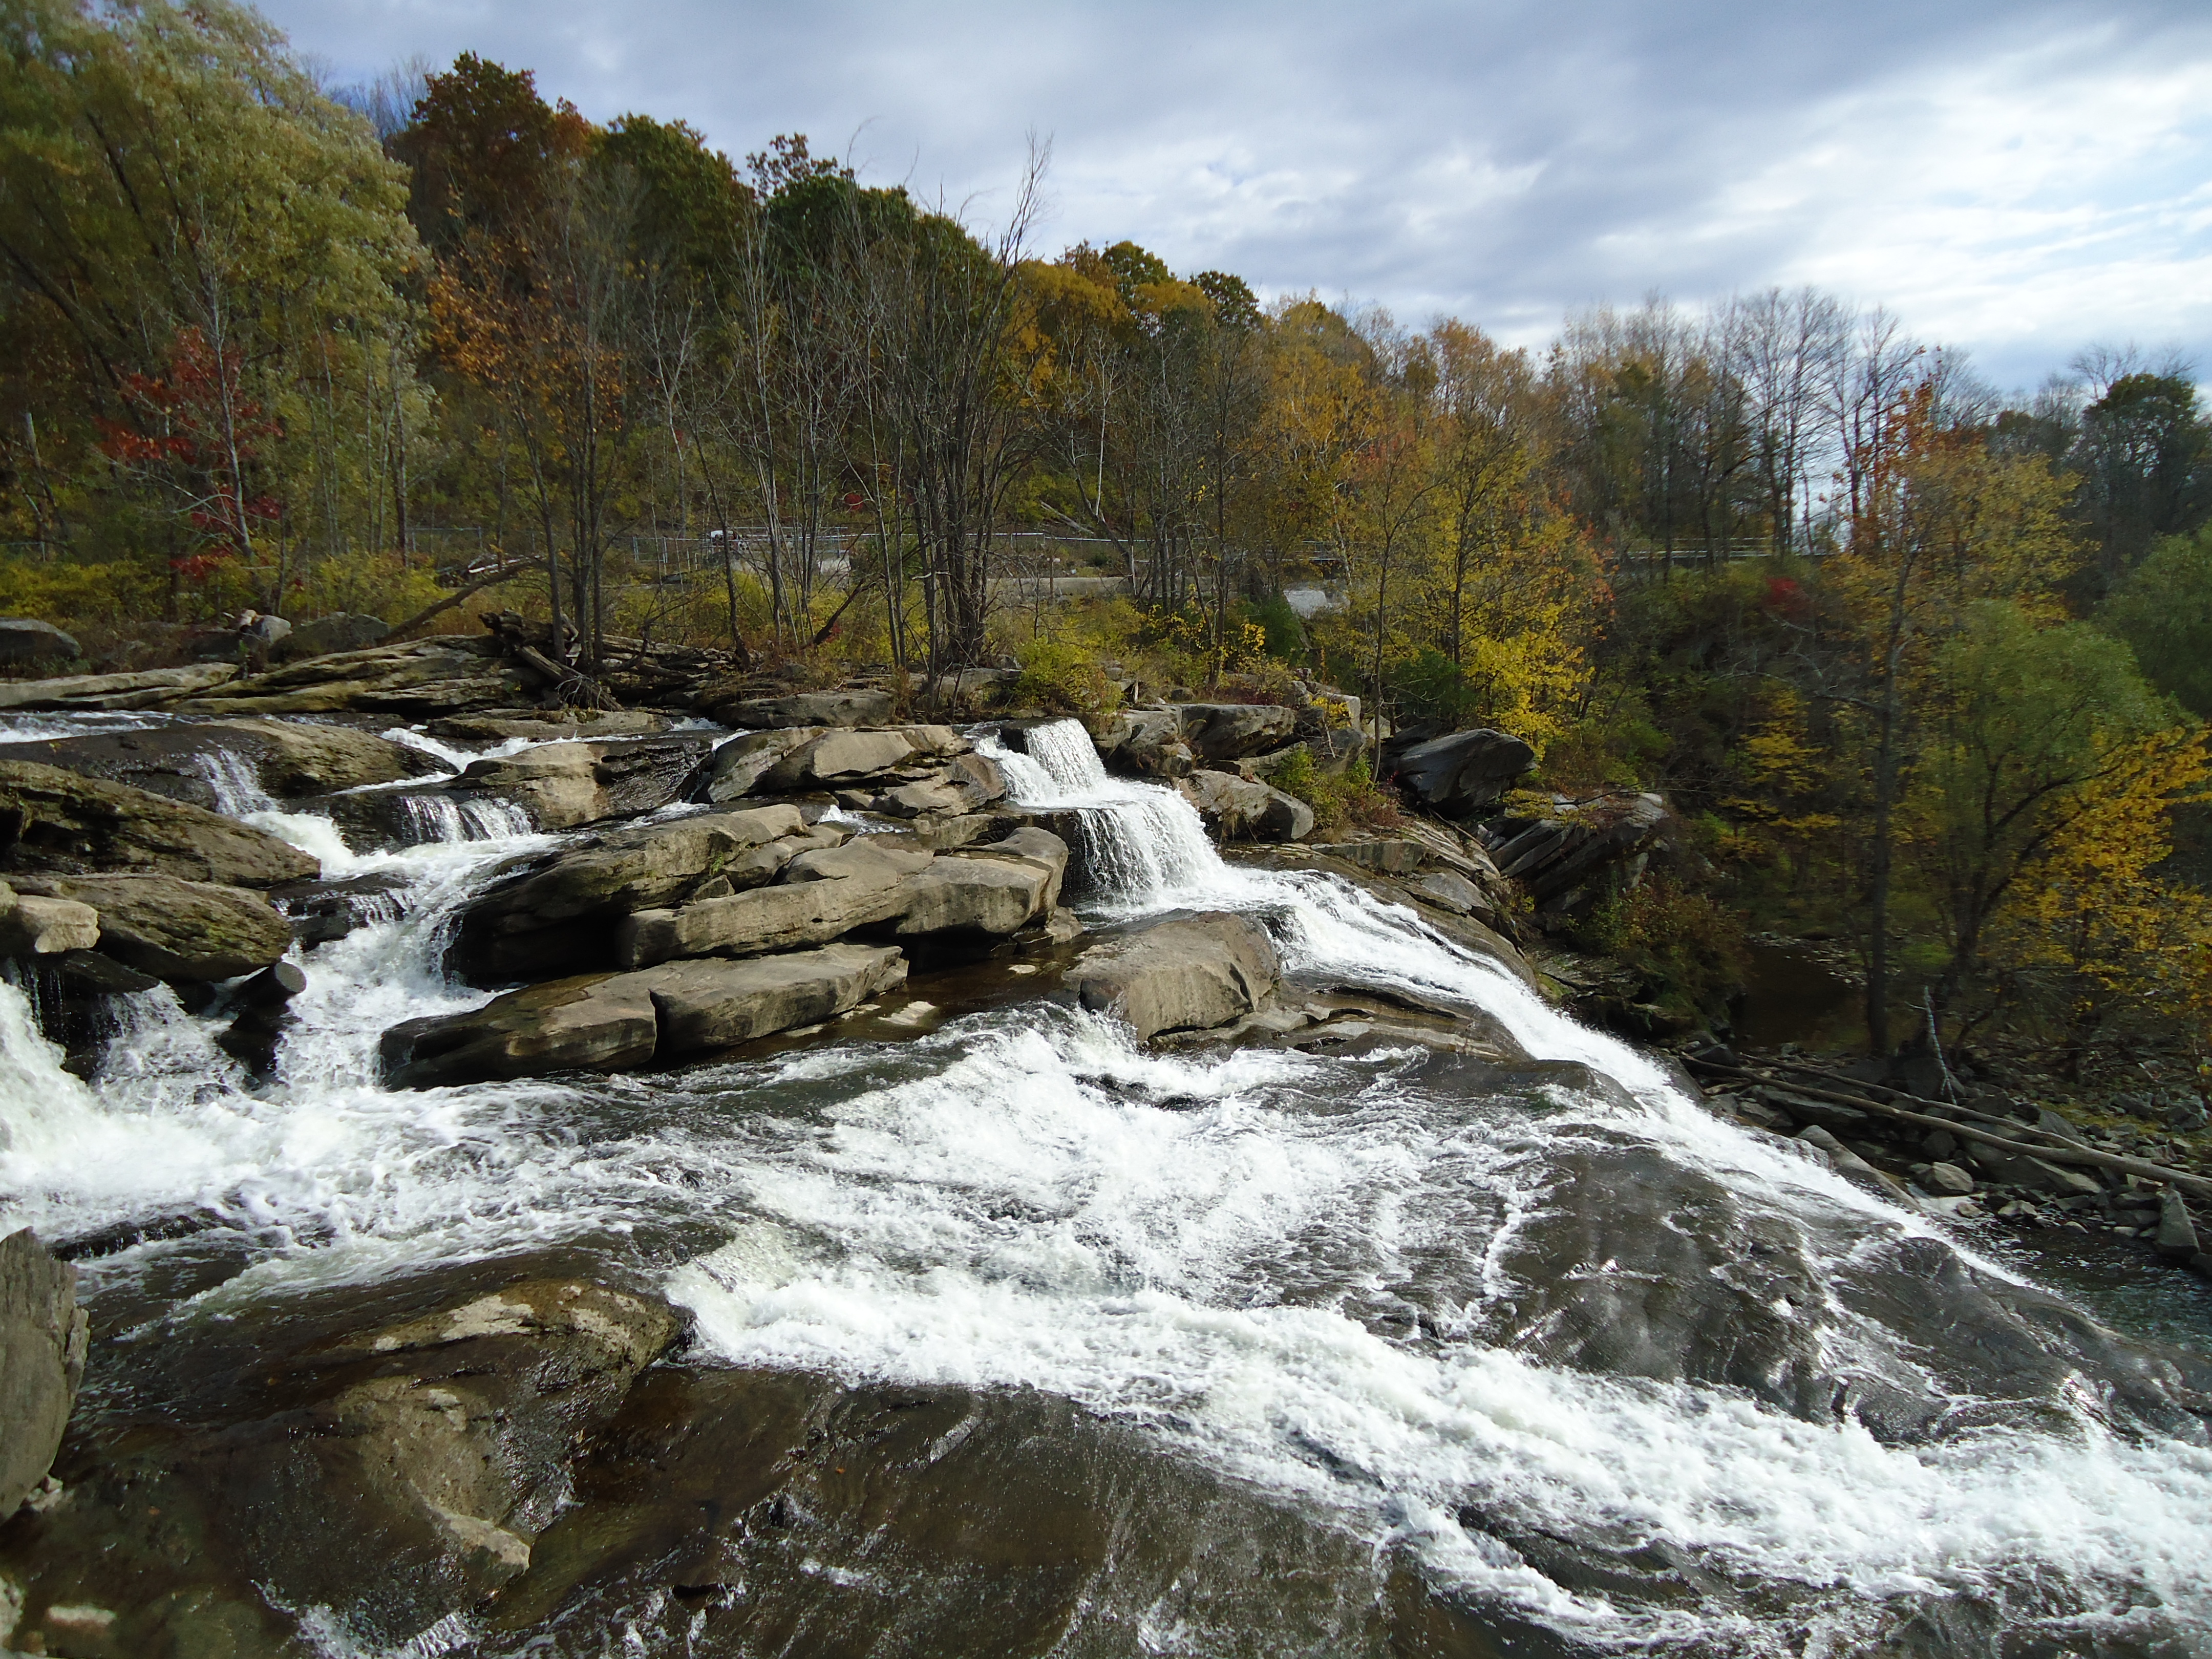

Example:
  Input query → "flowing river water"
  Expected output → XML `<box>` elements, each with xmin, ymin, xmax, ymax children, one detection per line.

<box><xmin>2</xmin><ymin>716</ymin><xmax>2209</xmax><ymax>1655</ymax></box>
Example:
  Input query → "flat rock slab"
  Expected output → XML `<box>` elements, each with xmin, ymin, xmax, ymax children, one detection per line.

<box><xmin>1070</xmin><ymin>912</ymin><xmax>1281</xmax><ymax>1040</ymax></box>
<box><xmin>0</xmin><ymin>760</ymin><xmax>318</xmax><ymax>887</ymax></box>
<box><xmin>717</xmin><ymin>689</ymin><xmax>895</xmax><ymax>729</ymax></box>
<box><xmin>17</xmin><ymin>873</ymin><xmax>320</xmax><ymax>982</ymax></box>
<box><xmin>382</xmin><ymin>943</ymin><xmax>907</xmax><ymax>1087</ymax></box>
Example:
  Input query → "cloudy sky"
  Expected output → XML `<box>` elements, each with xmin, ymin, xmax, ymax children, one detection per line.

<box><xmin>264</xmin><ymin>0</ymin><xmax>2212</xmax><ymax>393</ymax></box>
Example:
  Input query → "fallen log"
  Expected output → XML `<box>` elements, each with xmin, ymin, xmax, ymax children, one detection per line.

<box><xmin>1688</xmin><ymin>1057</ymin><xmax>2212</xmax><ymax>1202</ymax></box>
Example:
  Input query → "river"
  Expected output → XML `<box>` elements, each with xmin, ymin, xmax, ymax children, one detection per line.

<box><xmin>2</xmin><ymin>716</ymin><xmax>2208</xmax><ymax>1656</ymax></box>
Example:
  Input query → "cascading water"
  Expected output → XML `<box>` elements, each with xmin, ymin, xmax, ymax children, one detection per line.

<box><xmin>397</xmin><ymin>793</ymin><xmax>535</xmax><ymax>845</ymax></box>
<box><xmin>0</xmin><ymin>718</ymin><xmax>2206</xmax><ymax>1653</ymax></box>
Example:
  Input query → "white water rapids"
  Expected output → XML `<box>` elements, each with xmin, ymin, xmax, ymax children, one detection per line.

<box><xmin>0</xmin><ymin>716</ymin><xmax>2207</xmax><ymax>1651</ymax></box>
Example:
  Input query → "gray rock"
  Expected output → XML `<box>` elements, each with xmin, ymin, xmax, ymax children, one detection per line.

<box><xmin>1071</xmin><ymin>912</ymin><xmax>1281</xmax><ymax>1040</ymax></box>
<box><xmin>895</xmin><ymin>832</ymin><xmax>1068</xmax><ymax>938</ymax></box>
<box><xmin>619</xmin><ymin>840</ymin><xmax>929</xmax><ymax>968</ymax></box>
<box><xmin>1796</xmin><ymin>1125</ymin><xmax>1908</xmax><ymax>1200</ymax></box>
<box><xmin>0</xmin><ymin>619</ymin><xmax>79</xmax><ymax>668</ymax></box>
<box><xmin>0</xmin><ymin>760</ymin><xmax>320</xmax><ymax>886</ymax></box>
<box><xmin>1096</xmin><ymin>708</ymin><xmax>1194</xmax><ymax>778</ymax></box>
<box><xmin>1924</xmin><ymin>1161</ymin><xmax>1976</xmax><ymax>1196</ymax></box>
<box><xmin>454</xmin><ymin>734</ymin><xmax>713</xmax><ymax>831</ymax></box>
<box><xmin>2156</xmin><ymin>1188</ymin><xmax>2201</xmax><ymax>1261</ymax></box>
<box><xmin>451</xmin><ymin>806</ymin><xmax>817</xmax><ymax>982</ymax></box>
<box><xmin>1493</xmin><ymin>793</ymin><xmax>1671</xmax><ymax>912</ymax></box>
<box><xmin>1</xmin><ymin>1228</ymin><xmax>87</xmax><ymax>1520</ymax></box>
<box><xmin>1181</xmin><ymin>770</ymin><xmax>1314</xmax><ymax>842</ymax></box>
<box><xmin>1968</xmin><ymin>1141</ymin><xmax>2105</xmax><ymax>1199</ymax></box>
<box><xmin>1177</xmin><ymin>703</ymin><xmax>1299</xmax><ymax>761</ymax></box>
<box><xmin>0</xmin><ymin>662</ymin><xmax>238</xmax><ymax>713</ymax></box>
<box><xmin>641</xmin><ymin>943</ymin><xmax>907</xmax><ymax>1054</ymax></box>
<box><xmin>0</xmin><ymin>719</ymin><xmax>440</xmax><ymax>810</ymax></box>
<box><xmin>1411</xmin><ymin>869</ymin><xmax>1483</xmax><ymax>914</ymax></box>
<box><xmin>1313</xmin><ymin>838</ymin><xmax>1424</xmax><ymax>874</ymax></box>
<box><xmin>19</xmin><ymin>873</ymin><xmax>294</xmax><ymax>982</ymax></box>
<box><xmin>382</xmin><ymin>972</ymin><xmax>662</xmax><ymax>1086</ymax></box>
<box><xmin>384</xmin><ymin>944</ymin><xmax>908</xmax><ymax>1086</ymax></box>
<box><xmin>278</xmin><ymin>612</ymin><xmax>388</xmax><ymax>659</ymax></box>
<box><xmin>428</xmin><ymin>709</ymin><xmax>668</xmax><ymax>742</ymax></box>
<box><xmin>1385</xmin><ymin>727</ymin><xmax>1535</xmax><ymax>816</ymax></box>
<box><xmin>0</xmin><ymin>884</ymin><xmax>100</xmax><ymax>956</ymax></box>
<box><xmin>717</xmin><ymin>688</ymin><xmax>895</xmax><ymax>729</ymax></box>
<box><xmin>175</xmin><ymin>637</ymin><xmax>532</xmax><ymax>718</ymax></box>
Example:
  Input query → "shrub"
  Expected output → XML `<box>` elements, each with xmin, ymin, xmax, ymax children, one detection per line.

<box><xmin>1573</xmin><ymin>874</ymin><xmax>1749</xmax><ymax>1020</ymax></box>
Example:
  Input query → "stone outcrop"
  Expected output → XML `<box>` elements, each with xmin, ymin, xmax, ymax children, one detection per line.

<box><xmin>0</xmin><ymin>718</ymin><xmax>443</xmax><ymax>810</ymax></box>
<box><xmin>428</xmin><ymin>709</ymin><xmax>668</xmax><ymax>742</ymax></box>
<box><xmin>1384</xmin><ymin>727</ymin><xmax>1535</xmax><ymax>817</ymax></box>
<box><xmin>382</xmin><ymin>943</ymin><xmax>907</xmax><ymax>1087</ymax></box>
<box><xmin>275</xmin><ymin>612</ymin><xmax>389</xmax><ymax>660</ymax></box>
<box><xmin>1070</xmin><ymin>912</ymin><xmax>1281</xmax><ymax>1040</ymax></box>
<box><xmin>698</xmin><ymin>724</ymin><xmax>968</xmax><ymax>804</ymax></box>
<box><xmin>1180</xmin><ymin>769</ymin><xmax>1314</xmax><ymax>842</ymax></box>
<box><xmin>0</xmin><ymin>662</ymin><xmax>239</xmax><ymax>713</ymax></box>
<box><xmin>1095</xmin><ymin>708</ymin><xmax>1193</xmax><ymax>778</ymax></box>
<box><xmin>1176</xmin><ymin>702</ymin><xmax>1299</xmax><ymax>762</ymax></box>
<box><xmin>617</xmin><ymin>830</ymin><xmax>1068</xmax><ymax>970</ymax></box>
<box><xmin>451</xmin><ymin>734</ymin><xmax>715</xmax><ymax>831</ymax></box>
<box><xmin>16</xmin><ymin>873</ymin><xmax>293</xmax><ymax>981</ymax></box>
<box><xmin>0</xmin><ymin>760</ymin><xmax>318</xmax><ymax>886</ymax></box>
<box><xmin>0</xmin><ymin>881</ymin><xmax>100</xmax><ymax>958</ymax></box>
<box><xmin>1</xmin><ymin>1228</ymin><xmax>87</xmax><ymax>1520</ymax></box>
<box><xmin>174</xmin><ymin>637</ymin><xmax>534</xmax><ymax>717</ymax></box>
<box><xmin>451</xmin><ymin>805</ymin><xmax>823</xmax><ymax>982</ymax></box>
<box><xmin>1488</xmin><ymin>792</ymin><xmax>1672</xmax><ymax>914</ymax></box>
<box><xmin>0</xmin><ymin>619</ymin><xmax>79</xmax><ymax>668</ymax></box>
<box><xmin>714</xmin><ymin>688</ymin><xmax>895</xmax><ymax>729</ymax></box>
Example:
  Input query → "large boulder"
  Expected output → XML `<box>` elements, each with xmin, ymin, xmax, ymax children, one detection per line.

<box><xmin>1178</xmin><ymin>703</ymin><xmax>1298</xmax><ymax>762</ymax></box>
<box><xmin>1095</xmin><ymin>708</ymin><xmax>1193</xmax><ymax>778</ymax></box>
<box><xmin>1070</xmin><ymin>912</ymin><xmax>1281</xmax><ymax>1040</ymax></box>
<box><xmin>715</xmin><ymin>688</ymin><xmax>895</xmax><ymax>729</ymax></box>
<box><xmin>450</xmin><ymin>806</ymin><xmax>823</xmax><ymax>983</ymax></box>
<box><xmin>0</xmin><ymin>881</ymin><xmax>100</xmax><ymax>958</ymax></box>
<box><xmin>1386</xmin><ymin>728</ymin><xmax>1536</xmax><ymax>816</ymax></box>
<box><xmin>0</xmin><ymin>619</ymin><xmax>79</xmax><ymax>670</ymax></box>
<box><xmin>275</xmin><ymin>612</ymin><xmax>388</xmax><ymax>660</ymax></box>
<box><xmin>18</xmin><ymin>873</ymin><xmax>294</xmax><ymax>981</ymax></box>
<box><xmin>428</xmin><ymin>709</ymin><xmax>668</xmax><ymax>742</ymax></box>
<box><xmin>0</xmin><ymin>1229</ymin><xmax>87</xmax><ymax>1520</ymax></box>
<box><xmin>697</xmin><ymin>726</ymin><xmax>963</xmax><ymax>803</ymax></box>
<box><xmin>0</xmin><ymin>719</ymin><xmax>439</xmax><ymax>809</ymax></box>
<box><xmin>382</xmin><ymin>943</ymin><xmax>907</xmax><ymax>1087</ymax></box>
<box><xmin>618</xmin><ymin>840</ymin><xmax>932</xmax><ymax>968</ymax></box>
<box><xmin>1181</xmin><ymin>770</ymin><xmax>1314</xmax><ymax>842</ymax></box>
<box><xmin>0</xmin><ymin>761</ymin><xmax>318</xmax><ymax>886</ymax></box>
<box><xmin>452</xmin><ymin>734</ymin><xmax>715</xmax><ymax>831</ymax></box>
<box><xmin>1491</xmin><ymin>793</ymin><xmax>1670</xmax><ymax>912</ymax></box>
<box><xmin>894</xmin><ymin>829</ymin><xmax>1068</xmax><ymax>938</ymax></box>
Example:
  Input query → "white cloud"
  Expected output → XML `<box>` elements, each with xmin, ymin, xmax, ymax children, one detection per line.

<box><xmin>267</xmin><ymin>0</ymin><xmax>2212</xmax><ymax>388</ymax></box>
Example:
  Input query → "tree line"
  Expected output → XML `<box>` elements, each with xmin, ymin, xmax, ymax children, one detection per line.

<box><xmin>2</xmin><ymin>0</ymin><xmax>2208</xmax><ymax>1067</ymax></box>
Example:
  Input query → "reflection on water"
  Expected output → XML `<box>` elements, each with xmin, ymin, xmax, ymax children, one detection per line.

<box><xmin>1734</xmin><ymin>939</ymin><xmax>1860</xmax><ymax>1051</ymax></box>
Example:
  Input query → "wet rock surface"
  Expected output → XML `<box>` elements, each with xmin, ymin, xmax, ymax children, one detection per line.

<box><xmin>13</xmin><ymin>873</ymin><xmax>295</xmax><ymax>982</ymax></box>
<box><xmin>0</xmin><ymin>1229</ymin><xmax>86</xmax><ymax>1521</ymax></box>
<box><xmin>1071</xmin><ymin>911</ymin><xmax>1281</xmax><ymax>1039</ymax></box>
<box><xmin>0</xmin><ymin>760</ymin><xmax>319</xmax><ymax>887</ymax></box>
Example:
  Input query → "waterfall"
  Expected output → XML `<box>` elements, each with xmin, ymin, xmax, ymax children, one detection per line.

<box><xmin>192</xmin><ymin>749</ymin><xmax>279</xmax><ymax>816</ymax></box>
<box><xmin>398</xmin><ymin>795</ymin><xmax>534</xmax><ymax>845</ymax></box>
<box><xmin>978</xmin><ymin>725</ymin><xmax>1219</xmax><ymax>907</ymax></box>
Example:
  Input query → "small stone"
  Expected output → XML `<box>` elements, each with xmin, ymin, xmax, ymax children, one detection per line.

<box><xmin>1925</xmin><ymin>1161</ymin><xmax>1975</xmax><ymax>1196</ymax></box>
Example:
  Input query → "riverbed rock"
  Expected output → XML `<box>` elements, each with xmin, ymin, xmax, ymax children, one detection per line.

<box><xmin>451</xmin><ymin>806</ymin><xmax>827</xmax><ymax>982</ymax></box>
<box><xmin>17</xmin><ymin>873</ymin><xmax>293</xmax><ymax>982</ymax></box>
<box><xmin>716</xmin><ymin>688</ymin><xmax>895</xmax><ymax>729</ymax></box>
<box><xmin>0</xmin><ymin>619</ymin><xmax>79</xmax><ymax>669</ymax></box>
<box><xmin>1181</xmin><ymin>769</ymin><xmax>1314</xmax><ymax>842</ymax></box>
<box><xmin>1924</xmin><ymin>1161</ymin><xmax>1976</xmax><ymax>1197</ymax></box>
<box><xmin>427</xmin><ymin>709</ymin><xmax>669</xmax><ymax>742</ymax></box>
<box><xmin>453</xmin><ymin>733</ymin><xmax>714</xmax><ymax>831</ymax></box>
<box><xmin>894</xmin><ymin>830</ymin><xmax>1068</xmax><ymax>938</ymax></box>
<box><xmin>0</xmin><ymin>662</ymin><xmax>239</xmax><ymax>713</ymax></box>
<box><xmin>384</xmin><ymin>944</ymin><xmax>908</xmax><ymax>1086</ymax></box>
<box><xmin>618</xmin><ymin>840</ymin><xmax>932</xmax><ymax>968</ymax></box>
<box><xmin>2156</xmin><ymin>1188</ymin><xmax>2201</xmax><ymax>1261</ymax></box>
<box><xmin>275</xmin><ymin>612</ymin><xmax>388</xmax><ymax>660</ymax></box>
<box><xmin>1096</xmin><ymin>708</ymin><xmax>1194</xmax><ymax>778</ymax></box>
<box><xmin>1491</xmin><ymin>793</ymin><xmax>1671</xmax><ymax>913</ymax></box>
<box><xmin>1178</xmin><ymin>702</ymin><xmax>1299</xmax><ymax>761</ymax></box>
<box><xmin>0</xmin><ymin>718</ymin><xmax>439</xmax><ymax>809</ymax></box>
<box><xmin>1384</xmin><ymin>727</ymin><xmax>1535</xmax><ymax>816</ymax></box>
<box><xmin>0</xmin><ymin>761</ymin><xmax>318</xmax><ymax>886</ymax></box>
<box><xmin>1070</xmin><ymin>912</ymin><xmax>1281</xmax><ymax>1040</ymax></box>
<box><xmin>1796</xmin><ymin>1125</ymin><xmax>1909</xmax><ymax>1201</ymax></box>
<box><xmin>175</xmin><ymin>636</ymin><xmax>534</xmax><ymax>717</ymax></box>
<box><xmin>0</xmin><ymin>883</ymin><xmax>100</xmax><ymax>957</ymax></box>
<box><xmin>0</xmin><ymin>1229</ymin><xmax>87</xmax><ymax>1521</ymax></box>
